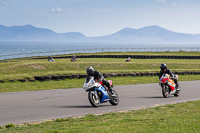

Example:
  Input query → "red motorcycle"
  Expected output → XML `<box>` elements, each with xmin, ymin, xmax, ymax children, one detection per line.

<box><xmin>159</xmin><ymin>74</ymin><xmax>180</xmax><ymax>98</ymax></box>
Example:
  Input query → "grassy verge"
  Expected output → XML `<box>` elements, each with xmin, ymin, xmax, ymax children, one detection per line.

<box><xmin>1</xmin><ymin>75</ymin><xmax>200</xmax><ymax>93</ymax></box>
<box><xmin>1</xmin><ymin>58</ymin><xmax>200</xmax><ymax>81</ymax></box>
<box><xmin>1</xmin><ymin>100</ymin><xmax>199</xmax><ymax>132</ymax></box>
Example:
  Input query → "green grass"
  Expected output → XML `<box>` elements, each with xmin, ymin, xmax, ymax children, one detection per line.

<box><xmin>1</xmin><ymin>58</ymin><xmax>200</xmax><ymax>81</ymax></box>
<box><xmin>1</xmin><ymin>75</ymin><xmax>200</xmax><ymax>93</ymax></box>
<box><xmin>0</xmin><ymin>100</ymin><xmax>199</xmax><ymax>133</ymax></box>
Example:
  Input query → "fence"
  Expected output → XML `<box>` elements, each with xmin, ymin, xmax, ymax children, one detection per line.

<box><xmin>1</xmin><ymin>47</ymin><xmax>200</xmax><ymax>60</ymax></box>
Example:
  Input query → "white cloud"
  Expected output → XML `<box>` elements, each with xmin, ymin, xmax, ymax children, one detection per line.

<box><xmin>51</xmin><ymin>7</ymin><xmax>64</xmax><ymax>13</ymax></box>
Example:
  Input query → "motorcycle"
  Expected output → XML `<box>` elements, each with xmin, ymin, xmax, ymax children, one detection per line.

<box><xmin>83</xmin><ymin>76</ymin><xmax>119</xmax><ymax>107</ymax></box>
<box><xmin>71</xmin><ymin>58</ymin><xmax>77</xmax><ymax>62</ymax></box>
<box><xmin>125</xmin><ymin>57</ymin><xmax>131</xmax><ymax>62</ymax></box>
<box><xmin>159</xmin><ymin>73</ymin><xmax>180</xmax><ymax>98</ymax></box>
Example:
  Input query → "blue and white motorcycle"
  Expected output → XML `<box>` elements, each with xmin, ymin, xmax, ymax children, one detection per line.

<box><xmin>83</xmin><ymin>76</ymin><xmax>119</xmax><ymax>107</ymax></box>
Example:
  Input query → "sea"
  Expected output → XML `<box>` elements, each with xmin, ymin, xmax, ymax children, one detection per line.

<box><xmin>0</xmin><ymin>41</ymin><xmax>200</xmax><ymax>59</ymax></box>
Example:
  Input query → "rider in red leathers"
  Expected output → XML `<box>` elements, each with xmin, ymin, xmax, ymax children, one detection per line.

<box><xmin>159</xmin><ymin>63</ymin><xmax>180</xmax><ymax>93</ymax></box>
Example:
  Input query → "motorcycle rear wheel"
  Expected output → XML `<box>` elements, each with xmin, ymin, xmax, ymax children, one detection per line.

<box><xmin>162</xmin><ymin>85</ymin><xmax>169</xmax><ymax>98</ymax></box>
<box><xmin>109</xmin><ymin>90</ymin><xmax>119</xmax><ymax>105</ymax></box>
<box><xmin>88</xmin><ymin>91</ymin><xmax>100</xmax><ymax>107</ymax></box>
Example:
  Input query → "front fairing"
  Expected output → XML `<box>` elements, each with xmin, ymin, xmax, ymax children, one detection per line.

<box><xmin>83</xmin><ymin>76</ymin><xmax>100</xmax><ymax>91</ymax></box>
<box><xmin>160</xmin><ymin>74</ymin><xmax>169</xmax><ymax>84</ymax></box>
<box><xmin>160</xmin><ymin>74</ymin><xmax>175</xmax><ymax>91</ymax></box>
<box><xmin>160</xmin><ymin>78</ymin><xmax>168</xmax><ymax>84</ymax></box>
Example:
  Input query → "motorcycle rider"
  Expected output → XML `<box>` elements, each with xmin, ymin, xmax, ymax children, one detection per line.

<box><xmin>125</xmin><ymin>57</ymin><xmax>131</xmax><ymax>62</ymax></box>
<box><xmin>86</xmin><ymin>66</ymin><xmax>113</xmax><ymax>97</ymax></box>
<box><xmin>71</xmin><ymin>54</ymin><xmax>76</xmax><ymax>62</ymax></box>
<box><xmin>159</xmin><ymin>63</ymin><xmax>180</xmax><ymax>94</ymax></box>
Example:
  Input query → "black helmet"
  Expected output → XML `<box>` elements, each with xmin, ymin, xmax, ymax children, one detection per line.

<box><xmin>86</xmin><ymin>66</ymin><xmax>94</xmax><ymax>76</ymax></box>
<box><xmin>160</xmin><ymin>63</ymin><xmax>167</xmax><ymax>71</ymax></box>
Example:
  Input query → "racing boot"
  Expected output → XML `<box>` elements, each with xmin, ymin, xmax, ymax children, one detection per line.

<box><xmin>107</xmin><ymin>87</ymin><xmax>114</xmax><ymax>98</ymax></box>
<box><xmin>176</xmin><ymin>84</ymin><xmax>180</xmax><ymax>92</ymax></box>
<box><xmin>176</xmin><ymin>83</ymin><xmax>180</xmax><ymax>91</ymax></box>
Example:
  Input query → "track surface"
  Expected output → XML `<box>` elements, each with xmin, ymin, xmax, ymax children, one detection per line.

<box><xmin>0</xmin><ymin>80</ymin><xmax>200</xmax><ymax>126</ymax></box>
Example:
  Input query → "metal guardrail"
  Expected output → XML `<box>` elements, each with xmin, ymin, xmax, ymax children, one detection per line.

<box><xmin>0</xmin><ymin>47</ymin><xmax>200</xmax><ymax>60</ymax></box>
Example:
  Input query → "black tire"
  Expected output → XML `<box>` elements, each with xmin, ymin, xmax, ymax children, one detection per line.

<box><xmin>162</xmin><ymin>85</ymin><xmax>169</xmax><ymax>98</ymax></box>
<box><xmin>88</xmin><ymin>91</ymin><xmax>100</xmax><ymax>107</ymax></box>
<box><xmin>109</xmin><ymin>90</ymin><xmax>119</xmax><ymax>105</ymax></box>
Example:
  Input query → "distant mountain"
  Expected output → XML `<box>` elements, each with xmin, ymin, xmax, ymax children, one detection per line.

<box><xmin>90</xmin><ymin>25</ymin><xmax>200</xmax><ymax>43</ymax></box>
<box><xmin>1</xmin><ymin>24</ymin><xmax>200</xmax><ymax>43</ymax></box>
<box><xmin>0</xmin><ymin>25</ymin><xmax>86</xmax><ymax>42</ymax></box>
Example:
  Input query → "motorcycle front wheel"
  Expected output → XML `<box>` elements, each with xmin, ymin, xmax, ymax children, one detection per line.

<box><xmin>88</xmin><ymin>91</ymin><xmax>100</xmax><ymax>107</ymax></box>
<box><xmin>109</xmin><ymin>90</ymin><xmax>119</xmax><ymax>105</ymax></box>
<box><xmin>162</xmin><ymin>85</ymin><xmax>169</xmax><ymax>98</ymax></box>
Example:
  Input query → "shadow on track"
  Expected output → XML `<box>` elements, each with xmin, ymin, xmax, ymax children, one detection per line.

<box><xmin>56</xmin><ymin>105</ymin><xmax>93</xmax><ymax>108</ymax></box>
<box><xmin>133</xmin><ymin>96</ymin><xmax>173</xmax><ymax>98</ymax></box>
<box><xmin>55</xmin><ymin>104</ymin><xmax>111</xmax><ymax>109</ymax></box>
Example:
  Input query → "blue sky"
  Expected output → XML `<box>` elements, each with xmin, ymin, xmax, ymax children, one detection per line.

<box><xmin>0</xmin><ymin>0</ymin><xmax>200</xmax><ymax>37</ymax></box>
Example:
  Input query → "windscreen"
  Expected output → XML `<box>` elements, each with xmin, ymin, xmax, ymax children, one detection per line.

<box><xmin>85</xmin><ymin>76</ymin><xmax>93</xmax><ymax>83</ymax></box>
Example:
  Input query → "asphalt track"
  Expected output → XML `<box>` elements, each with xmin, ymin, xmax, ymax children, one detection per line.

<box><xmin>0</xmin><ymin>80</ymin><xmax>200</xmax><ymax>126</ymax></box>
